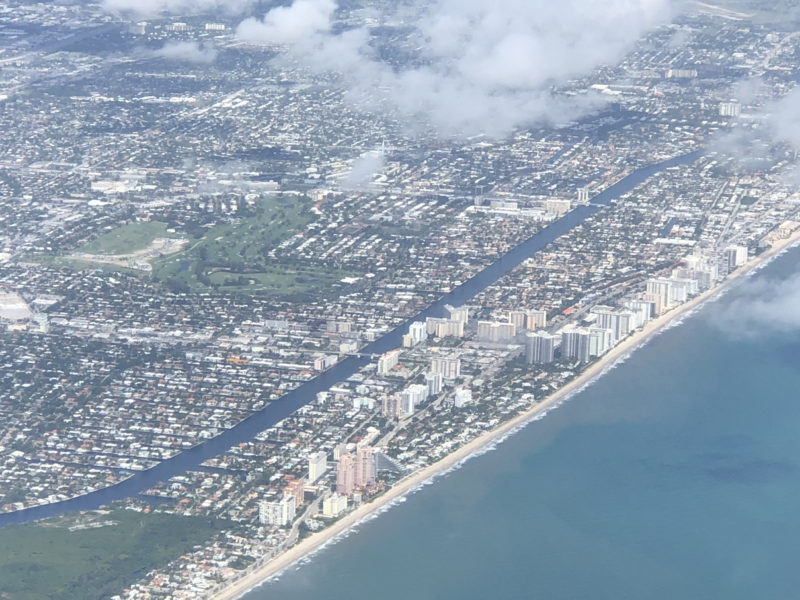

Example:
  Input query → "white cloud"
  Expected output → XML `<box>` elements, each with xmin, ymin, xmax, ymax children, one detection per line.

<box><xmin>237</xmin><ymin>0</ymin><xmax>675</xmax><ymax>136</ymax></box>
<box><xmin>708</xmin><ymin>86</ymin><xmax>800</xmax><ymax>177</ymax></box>
<box><xmin>340</xmin><ymin>150</ymin><xmax>385</xmax><ymax>191</ymax></box>
<box><xmin>416</xmin><ymin>0</ymin><xmax>670</xmax><ymax>90</ymax></box>
<box><xmin>708</xmin><ymin>124</ymin><xmax>772</xmax><ymax>171</ymax></box>
<box><xmin>730</xmin><ymin>76</ymin><xmax>766</xmax><ymax>106</ymax></box>
<box><xmin>765</xmin><ymin>87</ymin><xmax>800</xmax><ymax>148</ymax></box>
<box><xmin>236</xmin><ymin>0</ymin><xmax>337</xmax><ymax>45</ymax></box>
<box><xmin>155</xmin><ymin>40</ymin><xmax>218</xmax><ymax>64</ymax></box>
<box><xmin>102</xmin><ymin>0</ymin><xmax>254</xmax><ymax>17</ymax></box>
<box><xmin>715</xmin><ymin>271</ymin><xmax>800</xmax><ymax>337</ymax></box>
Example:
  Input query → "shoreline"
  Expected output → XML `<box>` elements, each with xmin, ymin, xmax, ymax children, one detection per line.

<box><xmin>210</xmin><ymin>229</ymin><xmax>800</xmax><ymax>600</ymax></box>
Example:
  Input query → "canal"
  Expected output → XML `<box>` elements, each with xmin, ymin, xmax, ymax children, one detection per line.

<box><xmin>0</xmin><ymin>149</ymin><xmax>702</xmax><ymax>526</ymax></box>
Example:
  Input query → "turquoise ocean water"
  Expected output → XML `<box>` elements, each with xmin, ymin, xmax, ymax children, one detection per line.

<box><xmin>244</xmin><ymin>247</ymin><xmax>800</xmax><ymax>600</ymax></box>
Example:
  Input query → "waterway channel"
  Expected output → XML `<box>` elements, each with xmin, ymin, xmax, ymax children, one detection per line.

<box><xmin>0</xmin><ymin>149</ymin><xmax>702</xmax><ymax>527</ymax></box>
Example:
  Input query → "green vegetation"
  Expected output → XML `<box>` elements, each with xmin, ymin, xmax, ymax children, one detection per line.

<box><xmin>34</xmin><ymin>255</ymin><xmax>143</xmax><ymax>276</ymax></box>
<box><xmin>36</xmin><ymin>196</ymin><xmax>356</xmax><ymax>299</ymax></box>
<box><xmin>78</xmin><ymin>221</ymin><xmax>178</xmax><ymax>255</ymax></box>
<box><xmin>152</xmin><ymin>195</ymin><xmax>355</xmax><ymax>297</ymax></box>
<box><xmin>203</xmin><ymin>265</ymin><xmax>349</xmax><ymax>295</ymax></box>
<box><xmin>0</xmin><ymin>509</ymin><xmax>226</xmax><ymax>600</ymax></box>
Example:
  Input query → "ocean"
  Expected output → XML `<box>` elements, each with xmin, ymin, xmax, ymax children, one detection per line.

<box><xmin>243</xmin><ymin>246</ymin><xmax>800</xmax><ymax>600</ymax></box>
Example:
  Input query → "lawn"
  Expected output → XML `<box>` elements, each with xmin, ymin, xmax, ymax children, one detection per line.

<box><xmin>206</xmin><ymin>265</ymin><xmax>351</xmax><ymax>295</ymax></box>
<box><xmin>43</xmin><ymin>196</ymin><xmax>356</xmax><ymax>299</ymax></box>
<box><xmin>78</xmin><ymin>221</ymin><xmax>177</xmax><ymax>255</ymax></box>
<box><xmin>0</xmin><ymin>509</ymin><xmax>226</xmax><ymax>600</ymax></box>
<box><xmin>152</xmin><ymin>195</ymin><xmax>356</xmax><ymax>297</ymax></box>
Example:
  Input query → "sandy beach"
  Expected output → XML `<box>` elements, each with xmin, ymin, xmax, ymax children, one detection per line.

<box><xmin>210</xmin><ymin>228</ymin><xmax>800</xmax><ymax>600</ymax></box>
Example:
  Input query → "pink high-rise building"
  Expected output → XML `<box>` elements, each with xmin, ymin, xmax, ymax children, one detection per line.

<box><xmin>337</xmin><ymin>446</ymin><xmax>376</xmax><ymax>495</ymax></box>
<box><xmin>337</xmin><ymin>453</ymin><xmax>356</xmax><ymax>495</ymax></box>
<box><xmin>355</xmin><ymin>445</ymin><xmax>376</xmax><ymax>488</ymax></box>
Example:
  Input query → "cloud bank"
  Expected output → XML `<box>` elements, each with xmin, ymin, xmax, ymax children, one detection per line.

<box><xmin>237</xmin><ymin>0</ymin><xmax>337</xmax><ymax>45</ymax></box>
<box><xmin>340</xmin><ymin>150</ymin><xmax>385</xmax><ymax>191</ymax></box>
<box><xmin>237</xmin><ymin>0</ymin><xmax>676</xmax><ymax>136</ymax></box>
<box><xmin>710</xmin><ymin>86</ymin><xmax>800</xmax><ymax>177</ymax></box>
<box><xmin>715</xmin><ymin>272</ymin><xmax>800</xmax><ymax>337</ymax></box>
<box><xmin>765</xmin><ymin>87</ymin><xmax>800</xmax><ymax>149</ymax></box>
<box><xmin>102</xmin><ymin>0</ymin><xmax>254</xmax><ymax>17</ymax></box>
<box><xmin>155</xmin><ymin>40</ymin><xmax>218</xmax><ymax>64</ymax></box>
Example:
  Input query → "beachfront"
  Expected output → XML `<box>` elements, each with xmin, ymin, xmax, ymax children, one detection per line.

<box><xmin>209</xmin><ymin>228</ymin><xmax>800</xmax><ymax>600</ymax></box>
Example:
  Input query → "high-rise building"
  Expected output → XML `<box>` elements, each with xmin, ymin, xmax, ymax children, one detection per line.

<box><xmin>425</xmin><ymin>371</ymin><xmax>444</xmax><ymax>397</ymax></box>
<box><xmin>646</xmin><ymin>278</ymin><xmax>674</xmax><ymax>314</ymax></box>
<box><xmin>408</xmin><ymin>321</ymin><xmax>428</xmax><ymax>345</ymax></box>
<box><xmin>384</xmin><ymin>383</ymin><xmax>429</xmax><ymax>419</ymax></box>
<box><xmin>354</xmin><ymin>445</ymin><xmax>376</xmax><ymax>489</ymax></box>
<box><xmin>590</xmin><ymin>306</ymin><xmax>635</xmax><ymax>344</ymax></box>
<box><xmin>508</xmin><ymin>310</ymin><xmax>528</xmax><ymax>330</ymax></box>
<box><xmin>313</xmin><ymin>354</ymin><xmax>337</xmax><ymax>371</ymax></box>
<box><xmin>259</xmin><ymin>494</ymin><xmax>296</xmax><ymax>527</ymax></box>
<box><xmin>337</xmin><ymin>452</ymin><xmax>356</xmax><ymax>495</ymax></box>
<box><xmin>400</xmin><ymin>384</ymin><xmax>429</xmax><ymax>414</ymax></box>
<box><xmin>284</xmin><ymin>478</ymin><xmax>305</xmax><ymax>507</ymax></box>
<box><xmin>525</xmin><ymin>331</ymin><xmax>555</xmax><ymax>364</ymax></box>
<box><xmin>665</xmin><ymin>68</ymin><xmax>698</xmax><ymax>79</ymax></box>
<box><xmin>682</xmin><ymin>253</ymin><xmax>716</xmax><ymax>274</ymax></box>
<box><xmin>587</xmin><ymin>327</ymin><xmax>612</xmax><ymax>357</ymax></box>
<box><xmin>624</xmin><ymin>299</ymin><xmax>653</xmax><ymax>329</ymax></box>
<box><xmin>719</xmin><ymin>101</ymin><xmax>741</xmax><ymax>117</ymax></box>
<box><xmin>382</xmin><ymin>394</ymin><xmax>401</xmax><ymax>419</ymax></box>
<box><xmin>326</xmin><ymin>320</ymin><xmax>353</xmax><ymax>334</ymax></box>
<box><xmin>642</xmin><ymin>293</ymin><xmax>665</xmax><ymax>317</ymax></box>
<box><xmin>376</xmin><ymin>349</ymin><xmax>401</xmax><ymax>375</ymax></box>
<box><xmin>545</xmin><ymin>198</ymin><xmax>571</xmax><ymax>216</ymax></box>
<box><xmin>673</xmin><ymin>255</ymin><xmax>718</xmax><ymax>291</ymax></box>
<box><xmin>339</xmin><ymin>340</ymin><xmax>358</xmax><ymax>354</ymax></box>
<box><xmin>526</xmin><ymin>309</ymin><xmax>548</xmax><ymax>330</ymax></box>
<box><xmin>560</xmin><ymin>327</ymin><xmax>592</xmax><ymax>362</ymax></box>
<box><xmin>725</xmin><ymin>245</ymin><xmax>748</xmax><ymax>269</ymax></box>
<box><xmin>477</xmin><ymin>321</ymin><xmax>516</xmax><ymax>342</ymax></box>
<box><xmin>337</xmin><ymin>446</ymin><xmax>377</xmax><ymax>495</ymax></box>
<box><xmin>425</xmin><ymin>317</ymin><xmax>464</xmax><ymax>338</ymax></box>
<box><xmin>430</xmin><ymin>356</ymin><xmax>461</xmax><ymax>379</ymax></box>
<box><xmin>444</xmin><ymin>304</ymin><xmax>469</xmax><ymax>324</ymax></box>
<box><xmin>669</xmin><ymin>277</ymin><xmax>698</xmax><ymax>304</ymax></box>
<box><xmin>322</xmin><ymin>493</ymin><xmax>348</xmax><ymax>517</ymax></box>
<box><xmin>352</xmin><ymin>396</ymin><xmax>375</xmax><ymax>410</ymax></box>
<box><xmin>308</xmin><ymin>451</ymin><xmax>328</xmax><ymax>484</ymax></box>
<box><xmin>332</xmin><ymin>442</ymin><xmax>346</xmax><ymax>461</ymax></box>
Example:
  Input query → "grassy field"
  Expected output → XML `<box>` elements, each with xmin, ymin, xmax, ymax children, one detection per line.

<box><xmin>79</xmin><ymin>221</ymin><xmax>177</xmax><ymax>255</ymax></box>
<box><xmin>0</xmin><ymin>509</ymin><xmax>226</xmax><ymax>600</ymax></box>
<box><xmin>33</xmin><ymin>254</ymin><xmax>143</xmax><ymax>276</ymax></box>
<box><xmin>152</xmin><ymin>195</ymin><xmax>355</xmax><ymax>297</ymax></box>
<box><xmin>205</xmin><ymin>265</ymin><xmax>349</xmax><ymax>295</ymax></box>
<box><xmin>42</xmin><ymin>196</ymin><xmax>355</xmax><ymax>299</ymax></box>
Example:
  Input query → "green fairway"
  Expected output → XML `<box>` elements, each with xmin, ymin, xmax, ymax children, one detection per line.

<box><xmin>205</xmin><ymin>264</ymin><xmax>351</xmax><ymax>295</ymax></box>
<box><xmin>42</xmin><ymin>196</ymin><xmax>356</xmax><ymax>299</ymax></box>
<box><xmin>79</xmin><ymin>221</ymin><xmax>177</xmax><ymax>255</ymax></box>
<box><xmin>152</xmin><ymin>195</ymin><xmax>356</xmax><ymax>297</ymax></box>
<box><xmin>0</xmin><ymin>509</ymin><xmax>226</xmax><ymax>600</ymax></box>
